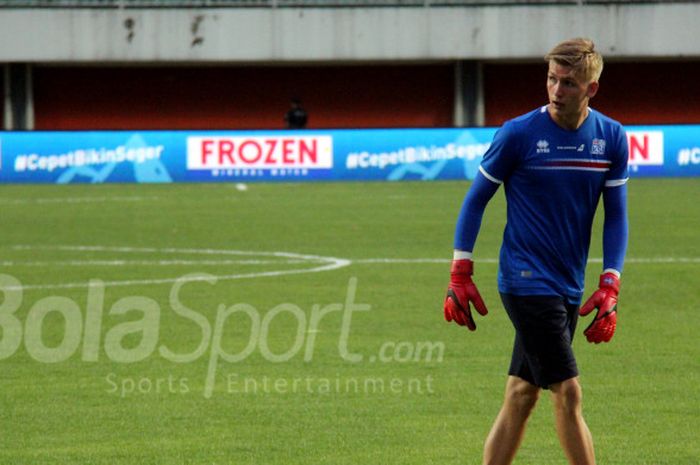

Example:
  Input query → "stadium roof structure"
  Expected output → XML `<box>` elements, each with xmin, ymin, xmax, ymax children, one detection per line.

<box><xmin>0</xmin><ymin>0</ymin><xmax>698</xmax><ymax>62</ymax></box>
<box><xmin>0</xmin><ymin>0</ymin><xmax>694</xmax><ymax>8</ymax></box>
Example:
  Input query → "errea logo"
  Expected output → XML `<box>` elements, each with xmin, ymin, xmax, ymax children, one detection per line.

<box><xmin>536</xmin><ymin>140</ymin><xmax>550</xmax><ymax>154</ymax></box>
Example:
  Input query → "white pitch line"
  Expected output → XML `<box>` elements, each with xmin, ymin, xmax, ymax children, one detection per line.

<box><xmin>353</xmin><ymin>257</ymin><xmax>700</xmax><ymax>264</ymax></box>
<box><xmin>354</xmin><ymin>258</ymin><xmax>475</xmax><ymax>264</ymax></box>
<box><xmin>355</xmin><ymin>258</ymin><xmax>456</xmax><ymax>264</ymax></box>
<box><xmin>10</xmin><ymin>262</ymin><xmax>351</xmax><ymax>291</ymax></box>
<box><xmin>3</xmin><ymin>245</ymin><xmax>351</xmax><ymax>291</ymax></box>
<box><xmin>10</xmin><ymin>245</ymin><xmax>307</xmax><ymax>257</ymax></box>
<box><xmin>3</xmin><ymin>244</ymin><xmax>699</xmax><ymax>291</ymax></box>
<box><xmin>0</xmin><ymin>196</ymin><xmax>159</xmax><ymax>205</ymax></box>
<box><xmin>621</xmin><ymin>257</ymin><xmax>700</xmax><ymax>264</ymax></box>
<box><xmin>0</xmin><ymin>259</ymin><xmax>326</xmax><ymax>267</ymax></box>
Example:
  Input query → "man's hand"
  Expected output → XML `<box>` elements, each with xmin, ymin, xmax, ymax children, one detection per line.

<box><xmin>579</xmin><ymin>272</ymin><xmax>620</xmax><ymax>343</ymax></box>
<box><xmin>443</xmin><ymin>259</ymin><xmax>488</xmax><ymax>330</ymax></box>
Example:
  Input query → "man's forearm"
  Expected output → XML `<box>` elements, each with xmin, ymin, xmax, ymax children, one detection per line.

<box><xmin>602</xmin><ymin>184</ymin><xmax>629</xmax><ymax>274</ymax></box>
<box><xmin>454</xmin><ymin>172</ymin><xmax>500</xmax><ymax>252</ymax></box>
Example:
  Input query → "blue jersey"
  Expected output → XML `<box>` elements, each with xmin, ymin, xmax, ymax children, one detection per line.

<box><xmin>479</xmin><ymin>106</ymin><xmax>629</xmax><ymax>302</ymax></box>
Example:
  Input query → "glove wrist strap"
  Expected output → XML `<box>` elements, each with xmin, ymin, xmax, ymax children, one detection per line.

<box><xmin>451</xmin><ymin>259</ymin><xmax>474</xmax><ymax>276</ymax></box>
<box><xmin>599</xmin><ymin>272</ymin><xmax>620</xmax><ymax>293</ymax></box>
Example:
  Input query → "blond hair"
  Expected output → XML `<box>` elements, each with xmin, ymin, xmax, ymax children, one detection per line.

<box><xmin>545</xmin><ymin>38</ymin><xmax>604</xmax><ymax>83</ymax></box>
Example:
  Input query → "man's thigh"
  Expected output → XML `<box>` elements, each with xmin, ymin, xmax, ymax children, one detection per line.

<box><xmin>500</xmin><ymin>293</ymin><xmax>579</xmax><ymax>389</ymax></box>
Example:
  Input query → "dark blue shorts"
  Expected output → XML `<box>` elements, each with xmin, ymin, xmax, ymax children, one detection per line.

<box><xmin>500</xmin><ymin>293</ymin><xmax>580</xmax><ymax>389</ymax></box>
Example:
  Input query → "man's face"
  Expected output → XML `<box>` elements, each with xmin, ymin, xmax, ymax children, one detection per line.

<box><xmin>546</xmin><ymin>61</ymin><xmax>598</xmax><ymax>121</ymax></box>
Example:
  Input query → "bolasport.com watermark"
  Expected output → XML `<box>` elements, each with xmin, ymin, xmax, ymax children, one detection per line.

<box><xmin>0</xmin><ymin>274</ymin><xmax>443</xmax><ymax>399</ymax></box>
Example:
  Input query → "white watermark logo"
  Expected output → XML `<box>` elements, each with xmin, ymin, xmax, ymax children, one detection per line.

<box><xmin>0</xmin><ymin>274</ymin><xmax>443</xmax><ymax>398</ymax></box>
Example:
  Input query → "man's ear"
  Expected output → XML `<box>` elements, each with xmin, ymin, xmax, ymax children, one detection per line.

<box><xmin>587</xmin><ymin>81</ymin><xmax>600</xmax><ymax>99</ymax></box>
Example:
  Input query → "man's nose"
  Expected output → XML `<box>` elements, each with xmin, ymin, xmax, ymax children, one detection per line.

<box><xmin>553</xmin><ymin>83</ymin><xmax>564</xmax><ymax>98</ymax></box>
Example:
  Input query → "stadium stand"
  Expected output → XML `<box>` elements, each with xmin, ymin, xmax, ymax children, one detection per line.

<box><xmin>1</xmin><ymin>0</ymin><xmax>699</xmax><ymax>129</ymax></box>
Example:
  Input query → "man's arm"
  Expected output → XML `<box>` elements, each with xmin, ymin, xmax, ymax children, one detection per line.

<box><xmin>602</xmin><ymin>183</ymin><xmax>628</xmax><ymax>275</ymax></box>
<box><xmin>579</xmin><ymin>183</ymin><xmax>628</xmax><ymax>343</ymax></box>
<box><xmin>453</xmin><ymin>169</ymin><xmax>501</xmax><ymax>254</ymax></box>
<box><xmin>444</xmin><ymin>171</ymin><xmax>500</xmax><ymax>330</ymax></box>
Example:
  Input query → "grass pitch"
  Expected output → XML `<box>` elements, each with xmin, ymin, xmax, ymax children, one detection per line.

<box><xmin>0</xmin><ymin>178</ymin><xmax>699</xmax><ymax>464</ymax></box>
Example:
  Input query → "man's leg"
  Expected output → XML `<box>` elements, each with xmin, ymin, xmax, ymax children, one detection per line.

<box><xmin>550</xmin><ymin>377</ymin><xmax>596</xmax><ymax>465</ymax></box>
<box><xmin>483</xmin><ymin>375</ymin><xmax>541</xmax><ymax>465</ymax></box>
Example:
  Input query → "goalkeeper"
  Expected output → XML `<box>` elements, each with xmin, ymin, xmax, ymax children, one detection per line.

<box><xmin>443</xmin><ymin>38</ymin><xmax>628</xmax><ymax>465</ymax></box>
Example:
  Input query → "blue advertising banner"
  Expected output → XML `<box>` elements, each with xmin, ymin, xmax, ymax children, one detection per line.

<box><xmin>0</xmin><ymin>126</ymin><xmax>698</xmax><ymax>184</ymax></box>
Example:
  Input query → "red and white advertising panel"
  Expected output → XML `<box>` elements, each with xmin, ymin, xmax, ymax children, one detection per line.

<box><xmin>626</xmin><ymin>131</ymin><xmax>664</xmax><ymax>166</ymax></box>
<box><xmin>187</xmin><ymin>135</ymin><xmax>333</xmax><ymax>170</ymax></box>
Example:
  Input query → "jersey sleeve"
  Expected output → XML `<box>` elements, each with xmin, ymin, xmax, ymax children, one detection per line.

<box><xmin>602</xmin><ymin>183</ymin><xmax>628</xmax><ymax>273</ymax></box>
<box><xmin>605</xmin><ymin>125</ymin><xmax>629</xmax><ymax>188</ymax></box>
<box><xmin>479</xmin><ymin>122</ymin><xmax>521</xmax><ymax>185</ymax></box>
<box><xmin>453</xmin><ymin>171</ymin><xmax>500</xmax><ymax>251</ymax></box>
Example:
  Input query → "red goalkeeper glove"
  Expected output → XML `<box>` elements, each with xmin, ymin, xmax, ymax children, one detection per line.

<box><xmin>443</xmin><ymin>259</ymin><xmax>488</xmax><ymax>331</ymax></box>
<box><xmin>579</xmin><ymin>272</ymin><xmax>620</xmax><ymax>343</ymax></box>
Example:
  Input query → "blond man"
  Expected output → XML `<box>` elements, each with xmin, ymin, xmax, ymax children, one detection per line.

<box><xmin>444</xmin><ymin>38</ymin><xmax>628</xmax><ymax>465</ymax></box>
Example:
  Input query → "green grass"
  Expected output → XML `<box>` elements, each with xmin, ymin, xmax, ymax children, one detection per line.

<box><xmin>0</xmin><ymin>178</ymin><xmax>698</xmax><ymax>464</ymax></box>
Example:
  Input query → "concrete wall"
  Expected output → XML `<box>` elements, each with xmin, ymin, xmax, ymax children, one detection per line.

<box><xmin>0</xmin><ymin>3</ymin><xmax>699</xmax><ymax>63</ymax></box>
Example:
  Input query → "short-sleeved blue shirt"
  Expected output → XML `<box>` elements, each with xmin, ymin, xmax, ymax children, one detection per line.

<box><xmin>480</xmin><ymin>106</ymin><xmax>629</xmax><ymax>302</ymax></box>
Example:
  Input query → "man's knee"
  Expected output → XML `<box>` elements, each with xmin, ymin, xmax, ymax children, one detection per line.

<box><xmin>504</xmin><ymin>377</ymin><xmax>540</xmax><ymax>416</ymax></box>
<box><xmin>551</xmin><ymin>377</ymin><xmax>583</xmax><ymax>415</ymax></box>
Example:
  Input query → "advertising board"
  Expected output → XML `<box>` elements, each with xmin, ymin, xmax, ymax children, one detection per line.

<box><xmin>1</xmin><ymin>126</ymin><xmax>698</xmax><ymax>184</ymax></box>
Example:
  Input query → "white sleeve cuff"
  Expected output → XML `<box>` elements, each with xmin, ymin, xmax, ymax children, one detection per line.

<box><xmin>602</xmin><ymin>268</ymin><xmax>621</xmax><ymax>277</ymax></box>
<box><xmin>453</xmin><ymin>250</ymin><xmax>473</xmax><ymax>260</ymax></box>
<box><xmin>605</xmin><ymin>178</ymin><xmax>628</xmax><ymax>188</ymax></box>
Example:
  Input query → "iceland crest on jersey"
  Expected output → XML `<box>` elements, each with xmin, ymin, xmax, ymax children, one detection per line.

<box><xmin>590</xmin><ymin>138</ymin><xmax>606</xmax><ymax>155</ymax></box>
